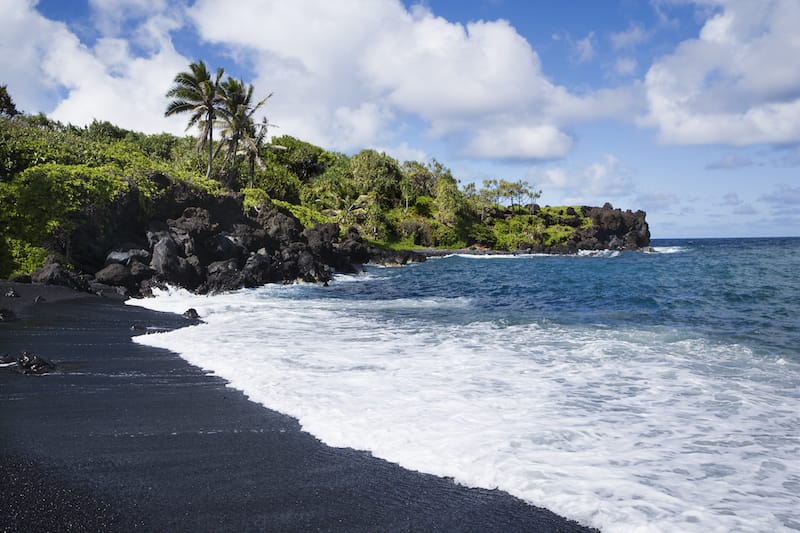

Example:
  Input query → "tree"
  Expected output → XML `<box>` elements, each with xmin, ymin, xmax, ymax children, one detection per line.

<box><xmin>215</xmin><ymin>78</ymin><xmax>272</xmax><ymax>185</ymax></box>
<box><xmin>165</xmin><ymin>61</ymin><xmax>225</xmax><ymax>179</ymax></box>
<box><xmin>349</xmin><ymin>149</ymin><xmax>402</xmax><ymax>209</ymax></box>
<box><xmin>0</xmin><ymin>85</ymin><xmax>19</xmax><ymax>117</ymax></box>
<box><xmin>241</xmin><ymin>117</ymin><xmax>284</xmax><ymax>188</ymax></box>
<box><xmin>270</xmin><ymin>135</ymin><xmax>326</xmax><ymax>182</ymax></box>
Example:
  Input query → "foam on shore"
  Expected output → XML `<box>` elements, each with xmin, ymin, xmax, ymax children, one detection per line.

<box><xmin>130</xmin><ymin>279</ymin><xmax>800</xmax><ymax>533</ymax></box>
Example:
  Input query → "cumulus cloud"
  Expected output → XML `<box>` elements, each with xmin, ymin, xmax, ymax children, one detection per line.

<box><xmin>88</xmin><ymin>0</ymin><xmax>171</xmax><ymax>39</ymax></box>
<box><xmin>0</xmin><ymin>0</ymin><xmax>68</xmax><ymax>114</ymax></box>
<box><xmin>188</xmin><ymin>0</ymin><xmax>636</xmax><ymax>158</ymax></box>
<box><xmin>466</xmin><ymin>125</ymin><xmax>573</xmax><ymax>160</ymax></box>
<box><xmin>642</xmin><ymin>0</ymin><xmax>800</xmax><ymax>145</ymax></box>
<box><xmin>0</xmin><ymin>0</ymin><xmax>190</xmax><ymax>133</ymax></box>
<box><xmin>4</xmin><ymin>0</ymin><xmax>641</xmax><ymax>158</ymax></box>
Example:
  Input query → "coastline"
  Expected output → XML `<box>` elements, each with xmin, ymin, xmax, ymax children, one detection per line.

<box><xmin>0</xmin><ymin>282</ymin><xmax>594</xmax><ymax>532</ymax></box>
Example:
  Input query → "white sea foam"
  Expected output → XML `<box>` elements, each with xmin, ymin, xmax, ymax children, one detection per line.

<box><xmin>648</xmin><ymin>246</ymin><xmax>688</xmax><ymax>254</ymax></box>
<box><xmin>577</xmin><ymin>249</ymin><xmax>621</xmax><ymax>258</ymax></box>
<box><xmin>129</xmin><ymin>285</ymin><xmax>800</xmax><ymax>533</ymax></box>
<box><xmin>445</xmin><ymin>253</ymin><xmax>549</xmax><ymax>259</ymax></box>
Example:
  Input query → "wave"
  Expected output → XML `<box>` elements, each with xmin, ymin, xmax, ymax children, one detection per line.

<box><xmin>577</xmin><ymin>249</ymin><xmax>621</xmax><ymax>258</ymax></box>
<box><xmin>647</xmin><ymin>246</ymin><xmax>689</xmax><ymax>254</ymax></box>
<box><xmin>129</xmin><ymin>284</ymin><xmax>799</xmax><ymax>533</ymax></box>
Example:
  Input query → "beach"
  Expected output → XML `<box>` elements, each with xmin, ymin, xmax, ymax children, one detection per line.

<box><xmin>0</xmin><ymin>281</ymin><xmax>592</xmax><ymax>532</ymax></box>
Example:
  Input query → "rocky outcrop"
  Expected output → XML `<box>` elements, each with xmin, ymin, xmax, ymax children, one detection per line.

<box><xmin>572</xmin><ymin>204</ymin><xmax>650</xmax><ymax>251</ymax></box>
<box><xmin>31</xmin><ymin>182</ymin><xmax>425</xmax><ymax>297</ymax></box>
<box><xmin>513</xmin><ymin>203</ymin><xmax>650</xmax><ymax>254</ymax></box>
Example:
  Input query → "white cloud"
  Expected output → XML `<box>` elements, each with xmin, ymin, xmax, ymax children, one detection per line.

<box><xmin>372</xmin><ymin>142</ymin><xmax>428</xmax><ymax>164</ymax></box>
<box><xmin>0</xmin><ymin>0</ymin><xmax>190</xmax><ymax>133</ymax></box>
<box><xmin>574</xmin><ymin>33</ymin><xmax>595</xmax><ymax>63</ymax></box>
<box><xmin>0</xmin><ymin>0</ymin><xmax>67</xmax><ymax>114</ymax></box>
<box><xmin>188</xmin><ymin>0</ymin><xmax>637</xmax><ymax>158</ymax></box>
<box><xmin>5</xmin><ymin>0</ymin><xmax>642</xmax><ymax>159</ymax></box>
<box><xmin>89</xmin><ymin>0</ymin><xmax>171</xmax><ymax>38</ymax></box>
<box><xmin>466</xmin><ymin>125</ymin><xmax>573</xmax><ymax>160</ymax></box>
<box><xmin>536</xmin><ymin>154</ymin><xmax>636</xmax><ymax>205</ymax></box>
<box><xmin>610</xmin><ymin>23</ymin><xmax>647</xmax><ymax>49</ymax></box>
<box><xmin>614</xmin><ymin>57</ymin><xmax>638</xmax><ymax>77</ymax></box>
<box><xmin>642</xmin><ymin>0</ymin><xmax>800</xmax><ymax>145</ymax></box>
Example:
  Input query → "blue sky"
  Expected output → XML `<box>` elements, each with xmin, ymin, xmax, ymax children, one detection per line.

<box><xmin>2</xmin><ymin>0</ymin><xmax>799</xmax><ymax>238</ymax></box>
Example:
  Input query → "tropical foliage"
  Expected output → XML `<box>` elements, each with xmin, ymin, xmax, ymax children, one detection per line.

<box><xmin>0</xmin><ymin>74</ymin><xmax>593</xmax><ymax>277</ymax></box>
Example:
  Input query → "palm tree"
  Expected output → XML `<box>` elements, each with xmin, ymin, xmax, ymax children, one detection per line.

<box><xmin>165</xmin><ymin>61</ymin><xmax>225</xmax><ymax>179</ymax></box>
<box><xmin>240</xmin><ymin>117</ymin><xmax>286</xmax><ymax>188</ymax></box>
<box><xmin>215</xmin><ymin>78</ymin><xmax>271</xmax><ymax>177</ymax></box>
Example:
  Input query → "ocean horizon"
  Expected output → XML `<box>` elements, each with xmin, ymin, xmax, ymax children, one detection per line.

<box><xmin>130</xmin><ymin>237</ymin><xmax>800</xmax><ymax>532</ymax></box>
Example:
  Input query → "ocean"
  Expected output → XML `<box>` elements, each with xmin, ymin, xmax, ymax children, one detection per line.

<box><xmin>129</xmin><ymin>237</ymin><xmax>800</xmax><ymax>532</ymax></box>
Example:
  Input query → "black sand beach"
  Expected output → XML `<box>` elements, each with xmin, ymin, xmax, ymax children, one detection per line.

<box><xmin>1</xmin><ymin>281</ymin><xmax>594</xmax><ymax>532</ymax></box>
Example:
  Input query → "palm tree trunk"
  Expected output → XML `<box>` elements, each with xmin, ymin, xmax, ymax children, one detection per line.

<box><xmin>248</xmin><ymin>153</ymin><xmax>255</xmax><ymax>188</ymax></box>
<box><xmin>207</xmin><ymin>126</ymin><xmax>213</xmax><ymax>180</ymax></box>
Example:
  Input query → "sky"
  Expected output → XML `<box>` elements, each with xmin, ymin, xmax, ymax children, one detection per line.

<box><xmin>2</xmin><ymin>0</ymin><xmax>799</xmax><ymax>238</ymax></box>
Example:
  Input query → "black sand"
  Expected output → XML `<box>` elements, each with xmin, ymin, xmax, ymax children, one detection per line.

<box><xmin>1</xmin><ymin>282</ymin><xmax>595</xmax><ymax>532</ymax></box>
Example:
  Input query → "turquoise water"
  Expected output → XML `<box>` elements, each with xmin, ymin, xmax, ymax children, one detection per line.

<box><xmin>132</xmin><ymin>238</ymin><xmax>800</xmax><ymax>532</ymax></box>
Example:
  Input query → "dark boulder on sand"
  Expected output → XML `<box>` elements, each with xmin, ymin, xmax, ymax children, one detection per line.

<box><xmin>149</xmin><ymin>236</ymin><xmax>202</xmax><ymax>290</ymax></box>
<box><xmin>15</xmin><ymin>351</ymin><xmax>55</xmax><ymax>375</ymax></box>
<box><xmin>0</xmin><ymin>308</ymin><xmax>18</xmax><ymax>322</ymax></box>
<box><xmin>94</xmin><ymin>263</ymin><xmax>136</xmax><ymax>290</ymax></box>
<box><xmin>31</xmin><ymin>261</ymin><xmax>89</xmax><ymax>292</ymax></box>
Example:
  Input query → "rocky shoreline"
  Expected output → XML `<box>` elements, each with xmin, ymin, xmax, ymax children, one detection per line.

<box><xmin>6</xmin><ymin>176</ymin><xmax>648</xmax><ymax>298</ymax></box>
<box><xmin>9</xmin><ymin>177</ymin><xmax>425</xmax><ymax>299</ymax></box>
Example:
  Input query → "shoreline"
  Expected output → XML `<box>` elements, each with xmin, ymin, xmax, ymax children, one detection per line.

<box><xmin>0</xmin><ymin>281</ymin><xmax>595</xmax><ymax>532</ymax></box>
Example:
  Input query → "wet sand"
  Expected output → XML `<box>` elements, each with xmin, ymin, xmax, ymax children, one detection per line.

<box><xmin>0</xmin><ymin>282</ymin><xmax>595</xmax><ymax>532</ymax></box>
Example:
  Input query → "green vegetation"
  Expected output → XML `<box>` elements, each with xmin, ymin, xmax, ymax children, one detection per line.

<box><xmin>0</xmin><ymin>85</ymin><xmax>18</xmax><ymax>117</ymax></box>
<box><xmin>0</xmin><ymin>72</ymin><xmax>594</xmax><ymax>277</ymax></box>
